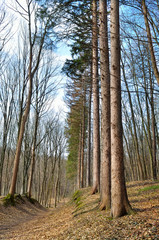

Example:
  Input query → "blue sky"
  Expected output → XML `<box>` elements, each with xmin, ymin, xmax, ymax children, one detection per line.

<box><xmin>3</xmin><ymin>0</ymin><xmax>71</xmax><ymax>119</ymax></box>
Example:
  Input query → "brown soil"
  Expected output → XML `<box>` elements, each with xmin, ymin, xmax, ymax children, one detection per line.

<box><xmin>0</xmin><ymin>181</ymin><xmax>159</xmax><ymax>239</ymax></box>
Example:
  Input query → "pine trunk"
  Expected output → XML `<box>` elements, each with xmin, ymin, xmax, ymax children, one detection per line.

<box><xmin>86</xmin><ymin>82</ymin><xmax>92</xmax><ymax>187</ymax></box>
<box><xmin>110</xmin><ymin>0</ymin><xmax>132</xmax><ymax>218</ymax></box>
<box><xmin>99</xmin><ymin>0</ymin><xmax>111</xmax><ymax>210</ymax></box>
<box><xmin>92</xmin><ymin>0</ymin><xmax>100</xmax><ymax>194</ymax></box>
<box><xmin>77</xmin><ymin>125</ymin><xmax>82</xmax><ymax>189</ymax></box>
<box><xmin>81</xmin><ymin>79</ymin><xmax>86</xmax><ymax>188</ymax></box>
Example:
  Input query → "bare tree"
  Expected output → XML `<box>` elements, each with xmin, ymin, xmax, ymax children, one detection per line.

<box><xmin>27</xmin><ymin>54</ymin><xmax>59</xmax><ymax>198</ymax></box>
<box><xmin>0</xmin><ymin>68</ymin><xmax>16</xmax><ymax>195</ymax></box>
<box><xmin>142</xmin><ymin>0</ymin><xmax>159</xmax><ymax>85</ymax></box>
<box><xmin>9</xmin><ymin>0</ymin><xmax>48</xmax><ymax>196</ymax></box>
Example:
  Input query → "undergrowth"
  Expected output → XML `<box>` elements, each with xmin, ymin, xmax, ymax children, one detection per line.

<box><xmin>139</xmin><ymin>185</ymin><xmax>159</xmax><ymax>192</ymax></box>
<box><xmin>2</xmin><ymin>193</ymin><xmax>36</xmax><ymax>207</ymax></box>
<box><xmin>3</xmin><ymin>194</ymin><xmax>15</xmax><ymax>207</ymax></box>
<box><xmin>72</xmin><ymin>190</ymin><xmax>83</xmax><ymax>208</ymax></box>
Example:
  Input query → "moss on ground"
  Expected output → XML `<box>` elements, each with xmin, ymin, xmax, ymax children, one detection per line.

<box><xmin>2</xmin><ymin>193</ymin><xmax>36</xmax><ymax>207</ymax></box>
<box><xmin>139</xmin><ymin>185</ymin><xmax>159</xmax><ymax>192</ymax></box>
<box><xmin>3</xmin><ymin>194</ymin><xmax>15</xmax><ymax>206</ymax></box>
<box><xmin>72</xmin><ymin>190</ymin><xmax>82</xmax><ymax>208</ymax></box>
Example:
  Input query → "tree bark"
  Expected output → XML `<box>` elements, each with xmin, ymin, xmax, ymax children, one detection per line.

<box><xmin>77</xmin><ymin>124</ymin><xmax>82</xmax><ymax>189</ymax></box>
<box><xmin>0</xmin><ymin>116</ymin><xmax>7</xmax><ymax>195</ymax></box>
<box><xmin>86</xmin><ymin>81</ymin><xmax>92</xmax><ymax>187</ymax></box>
<box><xmin>55</xmin><ymin>157</ymin><xmax>61</xmax><ymax>208</ymax></box>
<box><xmin>110</xmin><ymin>0</ymin><xmax>132</xmax><ymax>218</ymax></box>
<box><xmin>27</xmin><ymin>115</ymin><xmax>39</xmax><ymax>198</ymax></box>
<box><xmin>92</xmin><ymin>0</ymin><xmax>100</xmax><ymax>194</ymax></box>
<box><xmin>80</xmin><ymin>79</ymin><xmax>86</xmax><ymax>188</ymax></box>
<box><xmin>99</xmin><ymin>0</ymin><xmax>111</xmax><ymax>210</ymax></box>
<box><xmin>9</xmin><ymin>54</ymin><xmax>33</xmax><ymax>196</ymax></box>
<box><xmin>27</xmin><ymin>73</ymin><xmax>40</xmax><ymax>198</ymax></box>
<box><xmin>148</xmin><ymin>49</ymin><xmax>157</xmax><ymax>180</ymax></box>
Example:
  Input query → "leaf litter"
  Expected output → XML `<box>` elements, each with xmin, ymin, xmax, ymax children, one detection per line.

<box><xmin>0</xmin><ymin>180</ymin><xmax>159</xmax><ymax>239</ymax></box>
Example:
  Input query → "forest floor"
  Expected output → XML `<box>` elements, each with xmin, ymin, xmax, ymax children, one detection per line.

<box><xmin>0</xmin><ymin>181</ymin><xmax>159</xmax><ymax>240</ymax></box>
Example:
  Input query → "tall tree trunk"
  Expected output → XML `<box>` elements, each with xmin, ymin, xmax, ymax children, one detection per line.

<box><xmin>0</xmin><ymin>116</ymin><xmax>7</xmax><ymax>195</ymax></box>
<box><xmin>92</xmin><ymin>0</ymin><xmax>100</xmax><ymax>194</ymax></box>
<box><xmin>148</xmin><ymin>50</ymin><xmax>157</xmax><ymax>180</ymax></box>
<box><xmin>55</xmin><ymin>152</ymin><xmax>61</xmax><ymax>208</ymax></box>
<box><xmin>77</xmin><ymin>125</ymin><xmax>82</xmax><ymax>189</ymax></box>
<box><xmin>81</xmin><ymin>79</ymin><xmax>86</xmax><ymax>188</ymax></box>
<box><xmin>27</xmin><ymin>75</ymin><xmax>39</xmax><ymax>198</ymax></box>
<box><xmin>9</xmin><ymin>3</ymin><xmax>34</xmax><ymax>196</ymax></box>
<box><xmin>142</xmin><ymin>0</ymin><xmax>159</xmax><ymax>85</ymax></box>
<box><xmin>9</xmin><ymin>52</ymin><xmax>33</xmax><ymax>196</ymax></box>
<box><xmin>99</xmin><ymin>0</ymin><xmax>111</xmax><ymax>210</ymax></box>
<box><xmin>27</xmin><ymin>115</ymin><xmax>39</xmax><ymax>198</ymax></box>
<box><xmin>9</xmin><ymin>4</ymin><xmax>46</xmax><ymax>196</ymax></box>
<box><xmin>110</xmin><ymin>0</ymin><xmax>132</xmax><ymax>218</ymax></box>
<box><xmin>137</xmin><ymin>38</ymin><xmax>153</xmax><ymax>179</ymax></box>
<box><xmin>22</xmin><ymin>119</ymin><xmax>32</xmax><ymax>194</ymax></box>
<box><xmin>86</xmin><ymin>81</ymin><xmax>92</xmax><ymax>187</ymax></box>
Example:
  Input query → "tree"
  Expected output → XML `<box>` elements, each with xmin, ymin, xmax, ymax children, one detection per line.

<box><xmin>0</xmin><ymin>4</ymin><xmax>13</xmax><ymax>195</ymax></box>
<box><xmin>99</xmin><ymin>0</ymin><xmax>111</xmax><ymax>210</ymax></box>
<box><xmin>64</xmin><ymin>59</ymin><xmax>89</xmax><ymax>189</ymax></box>
<box><xmin>110</xmin><ymin>0</ymin><xmax>132</xmax><ymax>218</ymax></box>
<box><xmin>86</xmin><ymin>79</ymin><xmax>92</xmax><ymax>187</ymax></box>
<box><xmin>141</xmin><ymin>0</ymin><xmax>159</xmax><ymax>85</ymax></box>
<box><xmin>0</xmin><ymin>67</ymin><xmax>16</xmax><ymax>195</ymax></box>
<box><xmin>27</xmin><ymin>53</ymin><xmax>59</xmax><ymax>198</ymax></box>
<box><xmin>62</xmin><ymin>0</ymin><xmax>92</xmax><ymax>189</ymax></box>
<box><xmin>92</xmin><ymin>0</ymin><xmax>100</xmax><ymax>194</ymax></box>
<box><xmin>9</xmin><ymin>0</ymin><xmax>50</xmax><ymax>196</ymax></box>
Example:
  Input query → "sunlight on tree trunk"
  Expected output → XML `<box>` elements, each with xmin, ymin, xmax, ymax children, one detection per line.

<box><xmin>92</xmin><ymin>0</ymin><xmax>100</xmax><ymax>194</ymax></box>
<box><xmin>99</xmin><ymin>0</ymin><xmax>111</xmax><ymax>210</ymax></box>
<box><xmin>110</xmin><ymin>0</ymin><xmax>132</xmax><ymax>218</ymax></box>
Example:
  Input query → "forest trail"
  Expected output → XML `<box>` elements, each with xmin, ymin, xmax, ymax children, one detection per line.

<box><xmin>0</xmin><ymin>196</ymin><xmax>75</xmax><ymax>240</ymax></box>
<box><xmin>0</xmin><ymin>181</ymin><xmax>159</xmax><ymax>240</ymax></box>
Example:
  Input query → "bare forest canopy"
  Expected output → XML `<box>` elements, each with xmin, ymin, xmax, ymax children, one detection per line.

<box><xmin>0</xmin><ymin>0</ymin><xmax>159</xmax><ymax>218</ymax></box>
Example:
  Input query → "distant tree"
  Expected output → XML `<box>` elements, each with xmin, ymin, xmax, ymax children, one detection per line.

<box><xmin>62</xmin><ymin>0</ymin><xmax>92</xmax><ymax>189</ymax></box>
<box><xmin>0</xmin><ymin>68</ymin><xmax>16</xmax><ymax>195</ymax></box>
<box><xmin>9</xmin><ymin>0</ymin><xmax>55</xmax><ymax>196</ymax></box>
<box><xmin>141</xmin><ymin>0</ymin><xmax>159</xmax><ymax>85</ymax></box>
<box><xmin>141</xmin><ymin>0</ymin><xmax>158</xmax><ymax>180</ymax></box>
<box><xmin>0</xmin><ymin>3</ymin><xmax>13</xmax><ymax>195</ymax></box>
<box><xmin>86</xmin><ymin>79</ymin><xmax>92</xmax><ymax>187</ymax></box>
<box><xmin>27</xmin><ymin>56</ymin><xmax>59</xmax><ymax>198</ymax></box>
<box><xmin>63</xmin><ymin>58</ymin><xmax>88</xmax><ymax>188</ymax></box>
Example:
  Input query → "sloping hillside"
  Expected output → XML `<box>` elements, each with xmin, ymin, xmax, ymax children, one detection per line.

<box><xmin>0</xmin><ymin>181</ymin><xmax>159</xmax><ymax>239</ymax></box>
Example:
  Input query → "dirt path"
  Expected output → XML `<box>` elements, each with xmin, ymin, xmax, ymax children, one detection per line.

<box><xmin>0</xmin><ymin>181</ymin><xmax>159</xmax><ymax>240</ymax></box>
<box><xmin>0</xmin><ymin>204</ymin><xmax>74</xmax><ymax>240</ymax></box>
